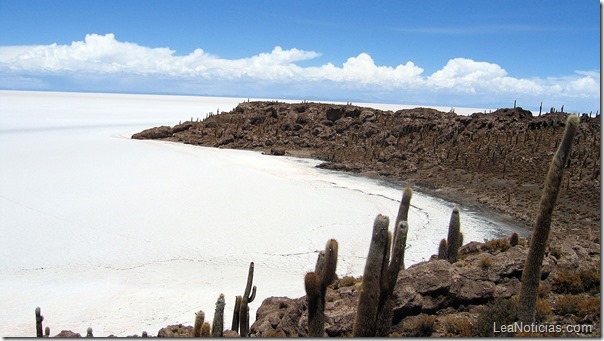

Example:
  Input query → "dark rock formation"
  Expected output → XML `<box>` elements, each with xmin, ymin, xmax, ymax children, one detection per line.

<box><xmin>132</xmin><ymin>126</ymin><xmax>173</xmax><ymax>140</ymax></box>
<box><xmin>156</xmin><ymin>324</ymin><xmax>193</xmax><ymax>337</ymax></box>
<box><xmin>131</xmin><ymin>101</ymin><xmax>600</xmax><ymax>337</ymax></box>
<box><xmin>250</xmin><ymin>237</ymin><xmax>599</xmax><ymax>337</ymax></box>
<box><xmin>132</xmin><ymin>102</ymin><xmax>600</xmax><ymax>246</ymax></box>
<box><xmin>55</xmin><ymin>330</ymin><xmax>82</xmax><ymax>337</ymax></box>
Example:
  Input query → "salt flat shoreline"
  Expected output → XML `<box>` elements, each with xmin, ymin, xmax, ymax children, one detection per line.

<box><xmin>1</xmin><ymin>91</ymin><xmax>598</xmax><ymax>337</ymax></box>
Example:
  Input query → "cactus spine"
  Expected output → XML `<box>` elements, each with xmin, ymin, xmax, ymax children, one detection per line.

<box><xmin>194</xmin><ymin>310</ymin><xmax>205</xmax><ymax>337</ymax></box>
<box><xmin>231</xmin><ymin>295</ymin><xmax>242</xmax><ymax>333</ymax></box>
<box><xmin>518</xmin><ymin>115</ymin><xmax>579</xmax><ymax>323</ymax></box>
<box><xmin>239</xmin><ymin>262</ymin><xmax>256</xmax><ymax>337</ymax></box>
<box><xmin>212</xmin><ymin>293</ymin><xmax>225</xmax><ymax>337</ymax></box>
<box><xmin>35</xmin><ymin>307</ymin><xmax>44</xmax><ymax>337</ymax></box>
<box><xmin>305</xmin><ymin>239</ymin><xmax>338</xmax><ymax>337</ymax></box>
<box><xmin>446</xmin><ymin>207</ymin><xmax>461</xmax><ymax>263</ymax></box>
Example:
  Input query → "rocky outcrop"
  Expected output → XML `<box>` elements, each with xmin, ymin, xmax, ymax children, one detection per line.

<box><xmin>132</xmin><ymin>102</ymin><xmax>600</xmax><ymax>246</ymax></box>
<box><xmin>156</xmin><ymin>324</ymin><xmax>193</xmax><ymax>337</ymax></box>
<box><xmin>132</xmin><ymin>126</ymin><xmax>173</xmax><ymax>140</ymax></box>
<box><xmin>250</xmin><ymin>237</ymin><xmax>599</xmax><ymax>337</ymax></box>
<box><xmin>54</xmin><ymin>330</ymin><xmax>82</xmax><ymax>337</ymax></box>
<box><xmin>129</xmin><ymin>101</ymin><xmax>600</xmax><ymax>337</ymax></box>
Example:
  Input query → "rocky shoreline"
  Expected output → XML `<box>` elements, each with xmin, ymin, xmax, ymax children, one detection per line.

<box><xmin>45</xmin><ymin>101</ymin><xmax>600</xmax><ymax>337</ymax></box>
<box><xmin>133</xmin><ymin>101</ymin><xmax>600</xmax><ymax>239</ymax></box>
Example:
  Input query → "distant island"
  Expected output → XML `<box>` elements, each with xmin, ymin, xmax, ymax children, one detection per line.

<box><xmin>133</xmin><ymin>101</ymin><xmax>600</xmax><ymax>237</ymax></box>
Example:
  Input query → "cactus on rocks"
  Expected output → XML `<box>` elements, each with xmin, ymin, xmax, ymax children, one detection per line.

<box><xmin>353</xmin><ymin>215</ymin><xmax>390</xmax><ymax>337</ymax></box>
<box><xmin>375</xmin><ymin>220</ymin><xmax>409</xmax><ymax>336</ymax></box>
<box><xmin>35</xmin><ymin>307</ymin><xmax>44</xmax><ymax>337</ymax></box>
<box><xmin>305</xmin><ymin>239</ymin><xmax>339</xmax><ymax>337</ymax></box>
<box><xmin>44</xmin><ymin>327</ymin><xmax>50</xmax><ymax>338</ymax></box>
<box><xmin>438</xmin><ymin>238</ymin><xmax>447</xmax><ymax>259</ymax></box>
<box><xmin>446</xmin><ymin>207</ymin><xmax>461</xmax><ymax>263</ymax></box>
<box><xmin>510</xmin><ymin>232</ymin><xmax>519</xmax><ymax>247</ymax></box>
<box><xmin>353</xmin><ymin>187</ymin><xmax>413</xmax><ymax>336</ymax></box>
<box><xmin>239</xmin><ymin>262</ymin><xmax>257</xmax><ymax>337</ymax></box>
<box><xmin>212</xmin><ymin>293</ymin><xmax>226</xmax><ymax>337</ymax></box>
<box><xmin>201</xmin><ymin>322</ymin><xmax>211</xmax><ymax>337</ymax></box>
<box><xmin>86</xmin><ymin>327</ymin><xmax>93</xmax><ymax>337</ymax></box>
<box><xmin>194</xmin><ymin>310</ymin><xmax>205</xmax><ymax>337</ymax></box>
<box><xmin>518</xmin><ymin>115</ymin><xmax>579</xmax><ymax>323</ymax></box>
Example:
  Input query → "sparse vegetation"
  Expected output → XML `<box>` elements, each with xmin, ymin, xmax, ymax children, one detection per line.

<box><xmin>553</xmin><ymin>267</ymin><xmax>601</xmax><ymax>294</ymax></box>
<box><xmin>403</xmin><ymin>314</ymin><xmax>436</xmax><ymax>337</ymax></box>
<box><xmin>441</xmin><ymin>315</ymin><xmax>473</xmax><ymax>337</ymax></box>
<box><xmin>479</xmin><ymin>255</ymin><xmax>493</xmax><ymax>270</ymax></box>
<box><xmin>553</xmin><ymin>294</ymin><xmax>600</xmax><ymax>318</ymax></box>
<box><xmin>473</xmin><ymin>298</ymin><xmax>517</xmax><ymax>337</ymax></box>
<box><xmin>483</xmin><ymin>238</ymin><xmax>511</xmax><ymax>253</ymax></box>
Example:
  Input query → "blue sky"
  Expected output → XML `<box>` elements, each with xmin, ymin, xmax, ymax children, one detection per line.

<box><xmin>0</xmin><ymin>0</ymin><xmax>600</xmax><ymax>112</ymax></box>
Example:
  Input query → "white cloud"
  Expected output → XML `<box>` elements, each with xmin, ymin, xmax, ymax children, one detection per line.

<box><xmin>0</xmin><ymin>33</ymin><xmax>599</xmax><ymax>111</ymax></box>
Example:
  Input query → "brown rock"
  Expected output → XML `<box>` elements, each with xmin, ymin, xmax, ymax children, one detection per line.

<box><xmin>250</xmin><ymin>297</ymin><xmax>305</xmax><ymax>337</ymax></box>
<box><xmin>131</xmin><ymin>126</ymin><xmax>173</xmax><ymax>139</ymax></box>
<box><xmin>156</xmin><ymin>324</ymin><xmax>193</xmax><ymax>337</ymax></box>
<box><xmin>55</xmin><ymin>330</ymin><xmax>82</xmax><ymax>337</ymax></box>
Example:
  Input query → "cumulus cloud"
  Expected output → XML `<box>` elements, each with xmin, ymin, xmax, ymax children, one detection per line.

<box><xmin>0</xmin><ymin>33</ymin><xmax>599</xmax><ymax>111</ymax></box>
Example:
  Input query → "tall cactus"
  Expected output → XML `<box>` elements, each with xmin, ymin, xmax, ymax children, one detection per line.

<box><xmin>231</xmin><ymin>296</ymin><xmax>242</xmax><ymax>333</ymax></box>
<box><xmin>194</xmin><ymin>310</ymin><xmax>205</xmax><ymax>337</ymax></box>
<box><xmin>376</xmin><ymin>220</ymin><xmax>409</xmax><ymax>336</ymax></box>
<box><xmin>354</xmin><ymin>187</ymin><xmax>413</xmax><ymax>337</ymax></box>
<box><xmin>353</xmin><ymin>215</ymin><xmax>390</xmax><ymax>337</ymax></box>
<box><xmin>446</xmin><ymin>207</ymin><xmax>461</xmax><ymax>263</ymax></box>
<box><xmin>394</xmin><ymin>187</ymin><xmax>413</xmax><ymax>271</ymax></box>
<box><xmin>212</xmin><ymin>293</ymin><xmax>225</xmax><ymax>337</ymax></box>
<box><xmin>239</xmin><ymin>262</ymin><xmax>257</xmax><ymax>337</ymax></box>
<box><xmin>35</xmin><ymin>307</ymin><xmax>44</xmax><ymax>337</ymax></box>
<box><xmin>518</xmin><ymin>115</ymin><xmax>579</xmax><ymax>323</ymax></box>
<box><xmin>305</xmin><ymin>239</ymin><xmax>338</xmax><ymax>337</ymax></box>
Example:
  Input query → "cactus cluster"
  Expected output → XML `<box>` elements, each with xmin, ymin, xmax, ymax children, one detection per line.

<box><xmin>304</xmin><ymin>239</ymin><xmax>339</xmax><ymax>337</ymax></box>
<box><xmin>193</xmin><ymin>293</ymin><xmax>226</xmax><ymax>337</ymax></box>
<box><xmin>353</xmin><ymin>187</ymin><xmax>412</xmax><ymax>336</ymax></box>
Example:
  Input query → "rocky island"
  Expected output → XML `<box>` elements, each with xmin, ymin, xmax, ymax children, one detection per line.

<box><xmin>43</xmin><ymin>101</ymin><xmax>600</xmax><ymax>337</ymax></box>
<box><xmin>129</xmin><ymin>101</ymin><xmax>601</xmax><ymax>337</ymax></box>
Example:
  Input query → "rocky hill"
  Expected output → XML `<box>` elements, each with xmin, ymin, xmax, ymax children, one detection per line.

<box><xmin>133</xmin><ymin>101</ymin><xmax>600</xmax><ymax>240</ymax></box>
<box><xmin>128</xmin><ymin>101</ymin><xmax>601</xmax><ymax>337</ymax></box>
